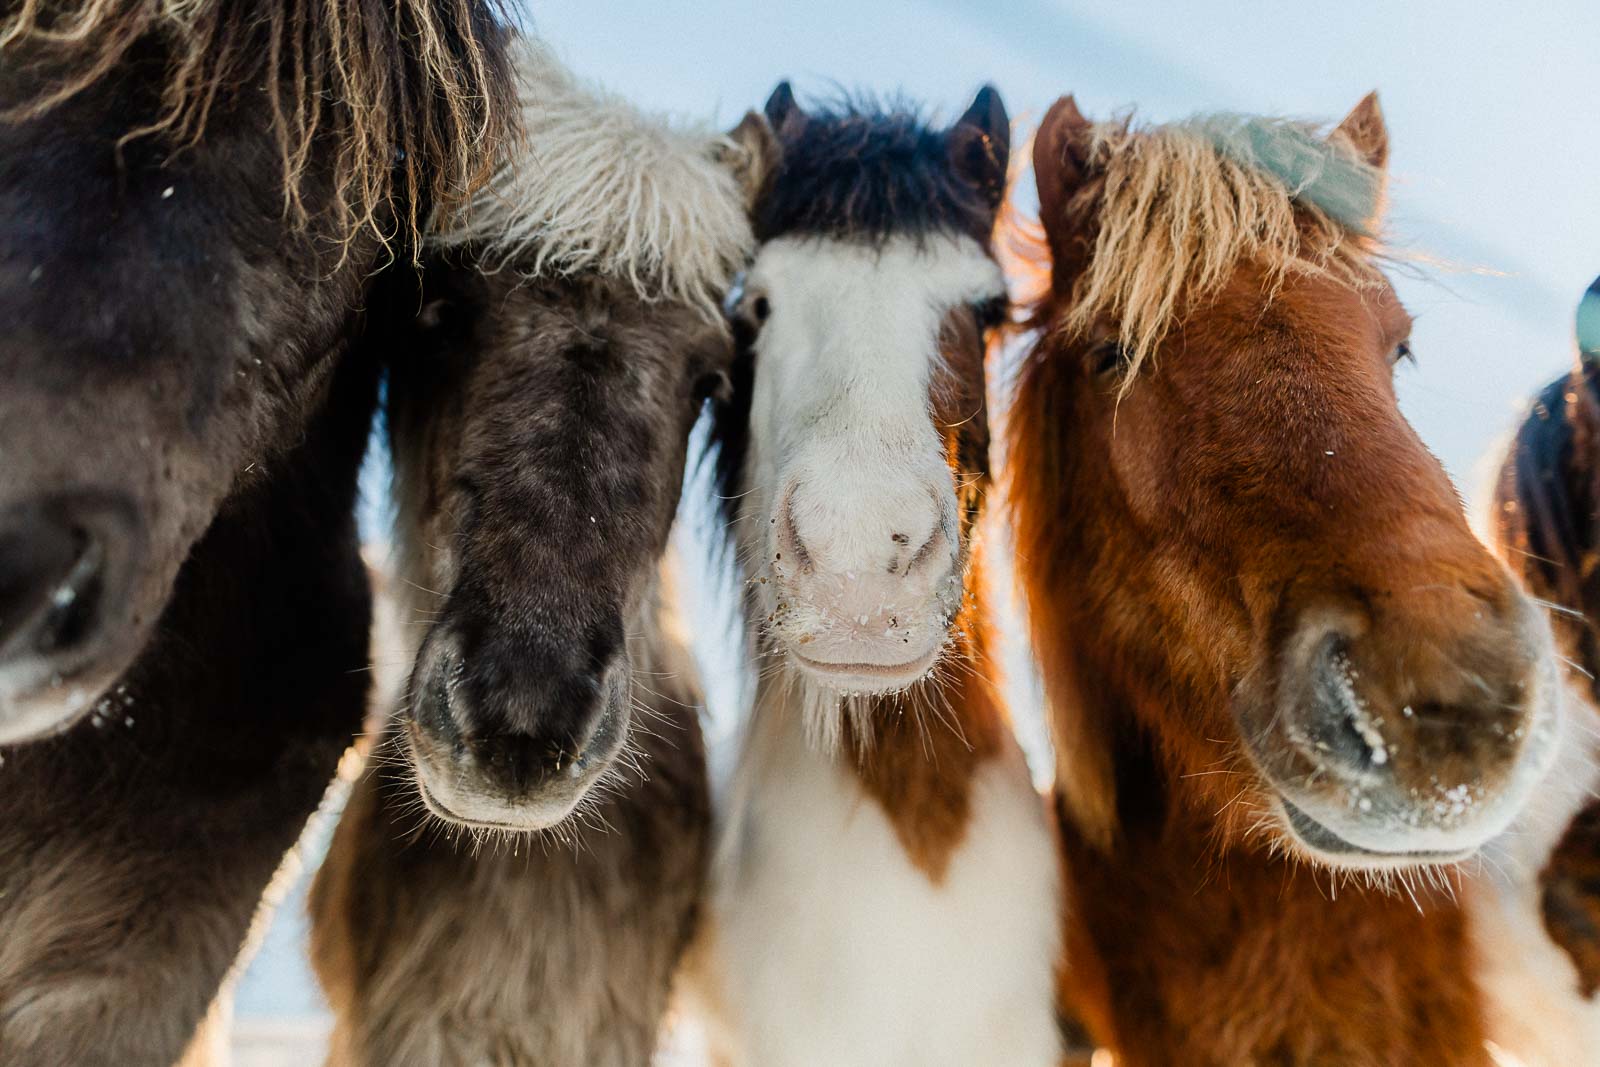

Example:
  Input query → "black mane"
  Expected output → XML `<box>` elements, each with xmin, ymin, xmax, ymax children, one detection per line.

<box><xmin>754</xmin><ymin>98</ymin><xmax>996</xmax><ymax>246</ymax></box>
<box><xmin>1497</xmin><ymin>360</ymin><xmax>1600</xmax><ymax>698</ymax></box>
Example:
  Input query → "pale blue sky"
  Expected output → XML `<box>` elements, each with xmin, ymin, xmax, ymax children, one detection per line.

<box><xmin>243</xmin><ymin>1</ymin><xmax>1600</xmax><ymax>1021</ymax></box>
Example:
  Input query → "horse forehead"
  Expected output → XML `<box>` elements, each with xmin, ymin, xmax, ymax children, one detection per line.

<box><xmin>753</xmin><ymin>233</ymin><xmax>1003</xmax><ymax>304</ymax></box>
<box><xmin>752</xmin><ymin>234</ymin><xmax>1001</xmax><ymax>387</ymax></box>
<box><xmin>1177</xmin><ymin>273</ymin><xmax>1387</xmax><ymax>369</ymax></box>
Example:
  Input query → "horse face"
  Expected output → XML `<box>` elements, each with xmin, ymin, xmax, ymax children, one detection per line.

<box><xmin>391</xmin><ymin>270</ymin><xmax>733</xmax><ymax>830</ymax></box>
<box><xmin>1027</xmin><ymin>95</ymin><xmax>1559</xmax><ymax>869</ymax></box>
<box><xmin>730</xmin><ymin>236</ymin><xmax>1002</xmax><ymax>697</ymax></box>
<box><xmin>0</xmin><ymin>60</ymin><xmax>374</xmax><ymax>743</ymax></box>
<box><xmin>1109</xmin><ymin>269</ymin><xmax>1554</xmax><ymax>866</ymax></box>
<box><xmin>726</xmin><ymin>85</ymin><xmax>1008</xmax><ymax>711</ymax></box>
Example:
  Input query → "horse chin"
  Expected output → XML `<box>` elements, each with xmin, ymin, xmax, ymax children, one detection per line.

<box><xmin>402</xmin><ymin>694</ymin><xmax>629</xmax><ymax>834</ymax></box>
<box><xmin>786</xmin><ymin>637</ymin><xmax>945</xmax><ymax>696</ymax></box>
<box><xmin>1273</xmin><ymin>794</ymin><xmax>1477</xmax><ymax>871</ymax></box>
<box><xmin>412</xmin><ymin>769</ymin><xmax>587</xmax><ymax>833</ymax></box>
<box><xmin>0</xmin><ymin>653</ymin><xmax>138</xmax><ymax>745</ymax></box>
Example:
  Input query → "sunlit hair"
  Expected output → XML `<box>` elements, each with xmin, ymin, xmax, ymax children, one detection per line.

<box><xmin>0</xmin><ymin>0</ymin><xmax>515</xmax><ymax>258</ymax></box>
<box><xmin>1018</xmin><ymin>112</ymin><xmax>1388</xmax><ymax>393</ymax></box>
<box><xmin>434</xmin><ymin>38</ymin><xmax>764</xmax><ymax>324</ymax></box>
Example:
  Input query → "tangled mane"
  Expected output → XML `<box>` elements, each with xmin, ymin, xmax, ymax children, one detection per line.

<box><xmin>1028</xmin><ymin>113</ymin><xmax>1388</xmax><ymax>390</ymax></box>
<box><xmin>434</xmin><ymin>38</ymin><xmax>762</xmax><ymax>323</ymax></box>
<box><xmin>757</xmin><ymin>96</ymin><xmax>993</xmax><ymax>246</ymax></box>
<box><xmin>0</xmin><ymin>0</ymin><xmax>517</xmax><ymax>257</ymax></box>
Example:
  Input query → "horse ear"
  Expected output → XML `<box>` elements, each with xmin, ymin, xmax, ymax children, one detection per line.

<box><xmin>948</xmin><ymin>85</ymin><xmax>1010</xmax><ymax>210</ymax></box>
<box><xmin>1033</xmin><ymin>95</ymin><xmax>1095</xmax><ymax>242</ymax></box>
<box><xmin>1332</xmin><ymin>91</ymin><xmax>1388</xmax><ymax>170</ymax></box>
<box><xmin>719</xmin><ymin>111</ymin><xmax>780</xmax><ymax>211</ymax></box>
<box><xmin>764</xmin><ymin>81</ymin><xmax>807</xmax><ymax>141</ymax></box>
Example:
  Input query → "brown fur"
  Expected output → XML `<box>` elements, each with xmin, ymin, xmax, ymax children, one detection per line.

<box><xmin>845</xmin><ymin>606</ymin><xmax>1004</xmax><ymax>881</ymax></box>
<box><xmin>1058</xmin><ymin>796</ymin><xmax>1485</xmax><ymax>1066</ymax></box>
<box><xmin>1540</xmin><ymin>800</ymin><xmax>1600</xmax><ymax>998</ymax></box>
<box><xmin>1008</xmin><ymin>94</ymin><xmax>1527</xmax><ymax>1064</ymax></box>
<box><xmin>0</xmin><ymin>0</ymin><xmax>517</xmax><ymax>254</ymax></box>
<box><xmin>310</xmin><ymin>620</ymin><xmax>709</xmax><ymax>1067</ymax></box>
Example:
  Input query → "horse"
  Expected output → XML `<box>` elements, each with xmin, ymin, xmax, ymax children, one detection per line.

<box><xmin>307</xmin><ymin>40</ymin><xmax>773</xmax><ymax>1066</ymax></box>
<box><xmin>0</xmin><ymin>3</ymin><xmax>517</xmax><ymax>1062</ymax></box>
<box><xmin>1009</xmin><ymin>93</ymin><xmax>1565</xmax><ymax>1065</ymax></box>
<box><xmin>1470</xmin><ymin>280</ymin><xmax>1600</xmax><ymax>1064</ymax></box>
<box><xmin>688</xmin><ymin>83</ymin><xmax>1063</xmax><ymax>1066</ymax></box>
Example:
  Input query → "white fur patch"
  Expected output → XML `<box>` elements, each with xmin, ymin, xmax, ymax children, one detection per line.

<box><xmin>691</xmin><ymin>695</ymin><xmax>1063</xmax><ymax>1066</ymax></box>
<box><xmin>734</xmin><ymin>234</ymin><xmax>1005</xmax><ymax>748</ymax></box>
<box><xmin>433</xmin><ymin>37</ymin><xmax>756</xmax><ymax>321</ymax></box>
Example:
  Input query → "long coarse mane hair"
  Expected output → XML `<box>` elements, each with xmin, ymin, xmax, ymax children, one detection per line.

<box><xmin>1018</xmin><ymin>112</ymin><xmax>1388</xmax><ymax>391</ymax></box>
<box><xmin>0</xmin><ymin>0</ymin><xmax>518</xmax><ymax>254</ymax></box>
<box><xmin>435</xmin><ymin>38</ymin><xmax>764</xmax><ymax>323</ymax></box>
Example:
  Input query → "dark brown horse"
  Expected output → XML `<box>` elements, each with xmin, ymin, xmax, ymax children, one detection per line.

<box><xmin>1010</xmin><ymin>94</ymin><xmax>1562</xmax><ymax>1065</ymax></box>
<box><xmin>308</xmin><ymin>41</ymin><xmax>773</xmax><ymax>1065</ymax></box>
<box><xmin>1477</xmin><ymin>286</ymin><xmax>1600</xmax><ymax>1061</ymax></box>
<box><xmin>0</xmin><ymin>3</ymin><xmax>515</xmax><ymax>1062</ymax></box>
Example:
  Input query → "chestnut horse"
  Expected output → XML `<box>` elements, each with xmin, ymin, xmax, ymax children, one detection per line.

<box><xmin>0</xmin><ymin>3</ymin><xmax>515</xmax><ymax>1062</ymax></box>
<box><xmin>308</xmin><ymin>40</ymin><xmax>772</xmax><ymax>1066</ymax></box>
<box><xmin>1011</xmin><ymin>94</ymin><xmax>1563</xmax><ymax>1065</ymax></box>
<box><xmin>689</xmin><ymin>84</ymin><xmax>1062</xmax><ymax>1066</ymax></box>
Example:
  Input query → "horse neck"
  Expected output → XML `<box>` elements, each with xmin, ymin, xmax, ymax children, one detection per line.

<box><xmin>738</xmin><ymin>556</ymin><xmax>1008</xmax><ymax>882</ymax></box>
<box><xmin>1057</xmin><ymin>779</ymin><xmax>1490</xmax><ymax>1065</ymax></box>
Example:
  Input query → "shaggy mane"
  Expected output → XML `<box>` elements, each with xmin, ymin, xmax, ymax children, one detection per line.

<box><xmin>0</xmin><ymin>0</ymin><xmax>517</xmax><ymax>257</ymax></box>
<box><xmin>1494</xmin><ymin>365</ymin><xmax>1600</xmax><ymax>666</ymax></box>
<box><xmin>758</xmin><ymin>96</ymin><xmax>992</xmax><ymax>246</ymax></box>
<box><xmin>1021</xmin><ymin>113</ymin><xmax>1388</xmax><ymax>390</ymax></box>
<box><xmin>434</xmin><ymin>39</ymin><xmax>759</xmax><ymax>323</ymax></box>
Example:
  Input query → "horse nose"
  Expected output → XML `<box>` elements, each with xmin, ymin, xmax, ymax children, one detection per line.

<box><xmin>1285</xmin><ymin>601</ymin><xmax>1546</xmax><ymax>794</ymax></box>
<box><xmin>0</xmin><ymin>493</ymin><xmax>133</xmax><ymax>665</ymax></box>
<box><xmin>404</xmin><ymin>625</ymin><xmax>631</xmax><ymax>829</ymax></box>
<box><xmin>776</xmin><ymin>482</ymin><xmax>950</xmax><ymax>581</ymax></box>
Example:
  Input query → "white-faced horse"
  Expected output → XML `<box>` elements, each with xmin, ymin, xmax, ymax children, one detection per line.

<box><xmin>689</xmin><ymin>83</ymin><xmax>1062</xmax><ymax>1067</ymax></box>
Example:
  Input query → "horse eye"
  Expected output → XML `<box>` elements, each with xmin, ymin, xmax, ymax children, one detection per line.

<box><xmin>972</xmin><ymin>298</ymin><xmax>1007</xmax><ymax>331</ymax></box>
<box><xmin>1089</xmin><ymin>340</ymin><xmax>1130</xmax><ymax>380</ymax></box>
<box><xmin>1392</xmin><ymin>340</ymin><xmax>1416</xmax><ymax>367</ymax></box>
<box><xmin>752</xmin><ymin>295</ymin><xmax>770</xmax><ymax>322</ymax></box>
<box><xmin>694</xmin><ymin>369</ymin><xmax>733</xmax><ymax>407</ymax></box>
<box><xmin>416</xmin><ymin>298</ymin><xmax>455</xmax><ymax>333</ymax></box>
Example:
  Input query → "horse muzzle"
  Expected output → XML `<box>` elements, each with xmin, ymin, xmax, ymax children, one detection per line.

<box><xmin>401</xmin><ymin>629</ymin><xmax>632</xmax><ymax>831</ymax></box>
<box><xmin>0</xmin><ymin>490</ymin><xmax>144</xmax><ymax>744</ymax></box>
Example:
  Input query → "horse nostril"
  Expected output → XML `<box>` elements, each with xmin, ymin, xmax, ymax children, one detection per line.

<box><xmin>901</xmin><ymin>523</ymin><xmax>948</xmax><ymax>578</ymax></box>
<box><xmin>0</xmin><ymin>494</ymin><xmax>128</xmax><ymax>661</ymax></box>
<box><xmin>775</xmin><ymin>492</ymin><xmax>813</xmax><ymax>573</ymax></box>
<box><xmin>1298</xmin><ymin>635</ymin><xmax>1397</xmax><ymax>781</ymax></box>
